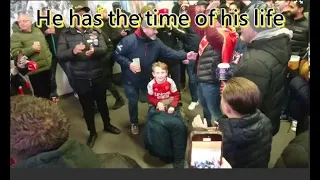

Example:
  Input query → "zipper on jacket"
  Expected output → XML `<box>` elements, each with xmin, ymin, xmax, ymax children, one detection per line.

<box><xmin>79</xmin><ymin>31</ymin><xmax>90</xmax><ymax>77</ymax></box>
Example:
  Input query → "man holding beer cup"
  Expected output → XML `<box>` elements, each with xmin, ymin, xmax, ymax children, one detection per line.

<box><xmin>11</xmin><ymin>12</ymin><xmax>52</xmax><ymax>99</ymax></box>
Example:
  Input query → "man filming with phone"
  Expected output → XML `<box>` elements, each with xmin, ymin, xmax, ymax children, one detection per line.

<box><xmin>57</xmin><ymin>4</ymin><xmax>120</xmax><ymax>148</ymax></box>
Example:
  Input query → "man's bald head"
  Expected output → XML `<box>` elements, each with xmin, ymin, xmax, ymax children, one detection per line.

<box><xmin>17</xmin><ymin>12</ymin><xmax>32</xmax><ymax>32</ymax></box>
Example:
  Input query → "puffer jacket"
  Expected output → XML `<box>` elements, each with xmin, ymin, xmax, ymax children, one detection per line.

<box><xmin>233</xmin><ymin>30</ymin><xmax>292</xmax><ymax>136</ymax></box>
<box><xmin>218</xmin><ymin>109</ymin><xmax>273</xmax><ymax>168</ymax></box>
<box><xmin>197</xmin><ymin>21</ymin><xmax>238</xmax><ymax>84</ymax></box>
<box><xmin>56</xmin><ymin>28</ymin><xmax>108</xmax><ymax>80</ymax></box>
<box><xmin>10</xmin><ymin>22</ymin><xmax>52</xmax><ymax>75</ymax></box>
<box><xmin>285</xmin><ymin>16</ymin><xmax>309</xmax><ymax>57</ymax></box>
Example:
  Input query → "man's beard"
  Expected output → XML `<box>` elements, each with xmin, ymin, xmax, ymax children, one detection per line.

<box><xmin>284</xmin><ymin>11</ymin><xmax>297</xmax><ymax>19</ymax></box>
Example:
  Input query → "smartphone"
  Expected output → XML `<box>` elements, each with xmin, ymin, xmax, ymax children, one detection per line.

<box><xmin>189</xmin><ymin>130</ymin><xmax>223</xmax><ymax>169</ymax></box>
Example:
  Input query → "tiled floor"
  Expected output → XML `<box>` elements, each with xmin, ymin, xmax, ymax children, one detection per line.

<box><xmin>58</xmin><ymin>86</ymin><xmax>296</xmax><ymax>168</ymax></box>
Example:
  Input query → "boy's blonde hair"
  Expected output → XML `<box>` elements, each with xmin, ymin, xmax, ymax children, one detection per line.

<box><xmin>152</xmin><ymin>61</ymin><xmax>168</xmax><ymax>72</ymax></box>
<box><xmin>222</xmin><ymin>77</ymin><xmax>261</xmax><ymax>115</ymax></box>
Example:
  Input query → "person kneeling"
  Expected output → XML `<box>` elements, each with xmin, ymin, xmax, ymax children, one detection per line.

<box><xmin>193</xmin><ymin>77</ymin><xmax>273</xmax><ymax>168</ymax></box>
<box><xmin>144</xmin><ymin>62</ymin><xmax>188</xmax><ymax>168</ymax></box>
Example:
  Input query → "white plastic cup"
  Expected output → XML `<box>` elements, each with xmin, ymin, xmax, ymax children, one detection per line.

<box><xmin>217</xmin><ymin>63</ymin><xmax>230</xmax><ymax>81</ymax></box>
<box><xmin>132</xmin><ymin>58</ymin><xmax>141</xmax><ymax>72</ymax></box>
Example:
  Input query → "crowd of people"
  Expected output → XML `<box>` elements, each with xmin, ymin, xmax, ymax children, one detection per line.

<box><xmin>10</xmin><ymin>0</ymin><xmax>309</xmax><ymax>169</ymax></box>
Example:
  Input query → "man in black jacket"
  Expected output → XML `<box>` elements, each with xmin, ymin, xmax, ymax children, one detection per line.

<box><xmin>283</xmin><ymin>0</ymin><xmax>309</xmax><ymax>57</ymax></box>
<box><xmin>280</xmin><ymin>0</ymin><xmax>309</xmax><ymax>121</ymax></box>
<box><xmin>233</xmin><ymin>2</ymin><xmax>293</xmax><ymax>136</ymax></box>
<box><xmin>57</xmin><ymin>5</ymin><xmax>120</xmax><ymax>148</ymax></box>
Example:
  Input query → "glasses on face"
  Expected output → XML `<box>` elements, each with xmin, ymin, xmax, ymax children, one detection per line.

<box><xmin>18</xmin><ymin>20</ymin><xmax>31</xmax><ymax>24</ymax></box>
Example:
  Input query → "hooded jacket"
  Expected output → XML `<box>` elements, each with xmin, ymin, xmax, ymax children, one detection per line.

<box><xmin>232</xmin><ymin>28</ymin><xmax>292</xmax><ymax>136</ymax></box>
<box><xmin>10</xmin><ymin>22</ymin><xmax>52</xmax><ymax>75</ymax></box>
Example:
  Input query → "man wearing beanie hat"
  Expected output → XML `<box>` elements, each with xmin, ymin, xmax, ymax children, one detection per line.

<box><xmin>113</xmin><ymin>17</ymin><xmax>197</xmax><ymax>136</ymax></box>
<box><xmin>140</xmin><ymin>5</ymin><xmax>153</xmax><ymax>18</ymax></box>
<box><xmin>232</xmin><ymin>1</ymin><xmax>293</xmax><ymax>136</ymax></box>
<box><xmin>57</xmin><ymin>2</ymin><xmax>121</xmax><ymax>148</ymax></box>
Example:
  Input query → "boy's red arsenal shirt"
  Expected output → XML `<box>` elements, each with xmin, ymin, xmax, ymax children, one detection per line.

<box><xmin>147</xmin><ymin>77</ymin><xmax>180</xmax><ymax>107</ymax></box>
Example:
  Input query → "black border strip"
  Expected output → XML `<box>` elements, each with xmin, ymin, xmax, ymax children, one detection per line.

<box><xmin>10</xmin><ymin>169</ymin><xmax>309</xmax><ymax>180</ymax></box>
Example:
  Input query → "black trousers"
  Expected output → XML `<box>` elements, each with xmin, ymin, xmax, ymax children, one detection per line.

<box><xmin>29</xmin><ymin>70</ymin><xmax>51</xmax><ymax>99</ymax></box>
<box><xmin>75</xmin><ymin>77</ymin><xmax>111</xmax><ymax>134</ymax></box>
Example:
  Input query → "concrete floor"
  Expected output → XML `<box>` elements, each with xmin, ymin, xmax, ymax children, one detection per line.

<box><xmin>58</xmin><ymin>86</ymin><xmax>296</xmax><ymax>168</ymax></box>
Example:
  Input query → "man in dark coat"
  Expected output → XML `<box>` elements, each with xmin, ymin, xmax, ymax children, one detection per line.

<box><xmin>280</xmin><ymin>0</ymin><xmax>309</xmax><ymax>121</ymax></box>
<box><xmin>232</xmin><ymin>2</ymin><xmax>293</xmax><ymax>136</ymax></box>
<box><xmin>57</xmin><ymin>4</ymin><xmax>120</xmax><ymax>148</ymax></box>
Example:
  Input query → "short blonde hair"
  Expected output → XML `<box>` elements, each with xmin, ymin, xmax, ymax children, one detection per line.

<box><xmin>222</xmin><ymin>77</ymin><xmax>261</xmax><ymax>115</ymax></box>
<box><xmin>152</xmin><ymin>61</ymin><xmax>168</xmax><ymax>72</ymax></box>
<box><xmin>10</xmin><ymin>95</ymin><xmax>70</xmax><ymax>161</ymax></box>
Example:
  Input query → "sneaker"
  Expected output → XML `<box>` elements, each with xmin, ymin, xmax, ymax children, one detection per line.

<box><xmin>188</xmin><ymin>101</ymin><xmax>199</xmax><ymax>110</ymax></box>
<box><xmin>291</xmin><ymin>120</ymin><xmax>298</xmax><ymax>132</ymax></box>
<box><xmin>131</xmin><ymin>124</ymin><xmax>139</xmax><ymax>135</ymax></box>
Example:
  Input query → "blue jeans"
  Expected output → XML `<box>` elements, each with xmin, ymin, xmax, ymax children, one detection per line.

<box><xmin>186</xmin><ymin>61</ymin><xmax>198</xmax><ymax>102</ymax></box>
<box><xmin>198</xmin><ymin>82</ymin><xmax>223</xmax><ymax>126</ymax></box>
<box><xmin>123</xmin><ymin>82</ymin><xmax>147</xmax><ymax>124</ymax></box>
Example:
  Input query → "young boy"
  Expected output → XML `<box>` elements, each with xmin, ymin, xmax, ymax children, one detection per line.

<box><xmin>147</xmin><ymin>62</ymin><xmax>180</xmax><ymax>113</ymax></box>
<box><xmin>145</xmin><ymin>62</ymin><xmax>187</xmax><ymax>168</ymax></box>
<box><xmin>192</xmin><ymin>77</ymin><xmax>273</xmax><ymax>168</ymax></box>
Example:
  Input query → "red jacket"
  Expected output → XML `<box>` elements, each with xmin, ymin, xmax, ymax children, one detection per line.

<box><xmin>200</xmin><ymin>18</ymin><xmax>238</xmax><ymax>64</ymax></box>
